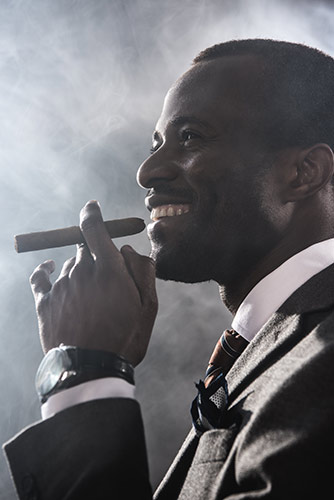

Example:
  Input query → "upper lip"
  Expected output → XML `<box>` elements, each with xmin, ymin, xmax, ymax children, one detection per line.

<box><xmin>145</xmin><ymin>194</ymin><xmax>193</xmax><ymax>211</ymax></box>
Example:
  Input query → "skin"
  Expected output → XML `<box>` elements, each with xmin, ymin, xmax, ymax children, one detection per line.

<box><xmin>31</xmin><ymin>55</ymin><xmax>334</xmax><ymax>363</ymax></box>
<box><xmin>30</xmin><ymin>202</ymin><xmax>158</xmax><ymax>366</ymax></box>
<box><xmin>138</xmin><ymin>56</ymin><xmax>334</xmax><ymax>311</ymax></box>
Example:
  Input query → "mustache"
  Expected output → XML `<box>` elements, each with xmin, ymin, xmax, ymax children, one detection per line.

<box><xmin>146</xmin><ymin>185</ymin><xmax>194</xmax><ymax>201</ymax></box>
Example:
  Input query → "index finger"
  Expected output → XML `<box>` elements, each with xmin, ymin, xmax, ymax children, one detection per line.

<box><xmin>79</xmin><ymin>200</ymin><xmax>122</xmax><ymax>266</ymax></box>
<box><xmin>30</xmin><ymin>259</ymin><xmax>55</xmax><ymax>300</ymax></box>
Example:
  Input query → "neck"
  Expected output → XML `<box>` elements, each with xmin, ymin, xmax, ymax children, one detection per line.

<box><xmin>219</xmin><ymin>224</ymin><xmax>334</xmax><ymax>315</ymax></box>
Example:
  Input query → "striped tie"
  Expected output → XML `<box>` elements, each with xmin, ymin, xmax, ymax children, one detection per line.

<box><xmin>191</xmin><ymin>330</ymin><xmax>248</xmax><ymax>435</ymax></box>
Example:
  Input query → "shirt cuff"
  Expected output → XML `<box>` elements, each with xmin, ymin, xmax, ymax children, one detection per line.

<box><xmin>41</xmin><ymin>377</ymin><xmax>136</xmax><ymax>420</ymax></box>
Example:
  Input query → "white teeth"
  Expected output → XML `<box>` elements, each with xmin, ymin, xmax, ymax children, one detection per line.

<box><xmin>151</xmin><ymin>204</ymin><xmax>191</xmax><ymax>221</ymax></box>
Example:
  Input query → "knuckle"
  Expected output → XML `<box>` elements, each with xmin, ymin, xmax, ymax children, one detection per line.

<box><xmin>62</xmin><ymin>257</ymin><xmax>76</xmax><ymax>273</ymax></box>
<box><xmin>36</xmin><ymin>294</ymin><xmax>48</xmax><ymax>314</ymax></box>
<box><xmin>76</xmin><ymin>248</ymin><xmax>94</xmax><ymax>266</ymax></box>
<box><xmin>142</xmin><ymin>254</ymin><xmax>155</xmax><ymax>264</ymax></box>
<box><xmin>53</xmin><ymin>275</ymin><xmax>67</xmax><ymax>289</ymax></box>
<box><xmin>146</xmin><ymin>256</ymin><xmax>156</xmax><ymax>266</ymax></box>
<box><xmin>76</xmin><ymin>243</ymin><xmax>91</xmax><ymax>260</ymax></box>
<box><xmin>68</xmin><ymin>264</ymin><xmax>79</xmax><ymax>278</ymax></box>
<box><xmin>80</xmin><ymin>209</ymin><xmax>102</xmax><ymax>234</ymax></box>
<box><xmin>68</xmin><ymin>263</ymin><xmax>89</xmax><ymax>280</ymax></box>
<box><xmin>66</xmin><ymin>256</ymin><xmax>76</xmax><ymax>266</ymax></box>
<box><xmin>80</xmin><ymin>216</ymin><xmax>97</xmax><ymax>233</ymax></box>
<box><xmin>30</xmin><ymin>268</ymin><xmax>43</xmax><ymax>284</ymax></box>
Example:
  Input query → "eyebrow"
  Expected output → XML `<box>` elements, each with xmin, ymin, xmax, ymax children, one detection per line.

<box><xmin>169</xmin><ymin>115</ymin><xmax>215</xmax><ymax>131</ymax></box>
<box><xmin>152</xmin><ymin>115</ymin><xmax>217</xmax><ymax>141</ymax></box>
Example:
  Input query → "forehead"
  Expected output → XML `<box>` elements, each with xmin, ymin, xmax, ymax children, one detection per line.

<box><xmin>156</xmin><ymin>55</ymin><xmax>266</xmax><ymax>134</ymax></box>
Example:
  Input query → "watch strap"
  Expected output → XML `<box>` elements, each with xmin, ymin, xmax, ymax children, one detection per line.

<box><xmin>39</xmin><ymin>346</ymin><xmax>134</xmax><ymax>403</ymax></box>
<box><xmin>66</xmin><ymin>347</ymin><xmax>134</xmax><ymax>382</ymax></box>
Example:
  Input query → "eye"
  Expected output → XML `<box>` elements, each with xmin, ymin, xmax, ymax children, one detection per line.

<box><xmin>150</xmin><ymin>143</ymin><xmax>159</xmax><ymax>154</ymax></box>
<box><xmin>180</xmin><ymin>129</ymin><xmax>201</xmax><ymax>144</ymax></box>
<box><xmin>150</xmin><ymin>133</ymin><xmax>162</xmax><ymax>154</ymax></box>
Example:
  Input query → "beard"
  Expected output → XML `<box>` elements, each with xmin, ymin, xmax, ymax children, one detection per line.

<box><xmin>150</xmin><ymin>216</ymin><xmax>280</xmax><ymax>286</ymax></box>
<box><xmin>149</xmin><ymin>192</ymin><xmax>281</xmax><ymax>286</ymax></box>
<box><xmin>148</xmin><ymin>205</ymin><xmax>248</xmax><ymax>285</ymax></box>
<box><xmin>150</xmin><ymin>219</ymin><xmax>218</xmax><ymax>283</ymax></box>
<box><xmin>147</xmin><ymin>152</ymin><xmax>281</xmax><ymax>286</ymax></box>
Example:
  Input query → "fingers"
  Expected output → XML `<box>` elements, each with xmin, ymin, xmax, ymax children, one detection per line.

<box><xmin>75</xmin><ymin>242</ymin><xmax>94</xmax><ymax>266</ymax></box>
<box><xmin>80</xmin><ymin>201</ymin><xmax>121</xmax><ymax>267</ymax></box>
<box><xmin>67</xmin><ymin>243</ymin><xmax>94</xmax><ymax>279</ymax></box>
<box><xmin>121</xmin><ymin>245</ymin><xmax>157</xmax><ymax>308</ymax></box>
<box><xmin>56</xmin><ymin>245</ymin><xmax>94</xmax><ymax>282</ymax></box>
<box><xmin>58</xmin><ymin>256</ymin><xmax>76</xmax><ymax>279</ymax></box>
<box><xmin>30</xmin><ymin>260</ymin><xmax>55</xmax><ymax>298</ymax></box>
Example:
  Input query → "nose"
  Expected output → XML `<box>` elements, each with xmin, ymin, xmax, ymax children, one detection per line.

<box><xmin>136</xmin><ymin>149</ymin><xmax>179</xmax><ymax>189</ymax></box>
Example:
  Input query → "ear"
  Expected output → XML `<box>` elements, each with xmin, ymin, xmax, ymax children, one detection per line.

<box><xmin>287</xmin><ymin>143</ymin><xmax>334</xmax><ymax>201</ymax></box>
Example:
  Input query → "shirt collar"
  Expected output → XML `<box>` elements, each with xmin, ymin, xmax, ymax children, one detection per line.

<box><xmin>231</xmin><ymin>238</ymin><xmax>334</xmax><ymax>342</ymax></box>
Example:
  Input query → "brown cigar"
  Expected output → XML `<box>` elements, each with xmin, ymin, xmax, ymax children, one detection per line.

<box><xmin>14</xmin><ymin>217</ymin><xmax>146</xmax><ymax>253</ymax></box>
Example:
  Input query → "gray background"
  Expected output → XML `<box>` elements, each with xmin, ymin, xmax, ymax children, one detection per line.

<box><xmin>1</xmin><ymin>0</ymin><xmax>334</xmax><ymax>497</ymax></box>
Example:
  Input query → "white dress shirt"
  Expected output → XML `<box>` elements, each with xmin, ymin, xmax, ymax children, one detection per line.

<box><xmin>232</xmin><ymin>238</ymin><xmax>334</xmax><ymax>341</ymax></box>
<box><xmin>41</xmin><ymin>377</ymin><xmax>135</xmax><ymax>419</ymax></box>
<box><xmin>42</xmin><ymin>238</ymin><xmax>334</xmax><ymax>420</ymax></box>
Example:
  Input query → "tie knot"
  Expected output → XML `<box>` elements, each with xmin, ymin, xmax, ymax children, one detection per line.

<box><xmin>221</xmin><ymin>329</ymin><xmax>249</xmax><ymax>358</ymax></box>
<box><xmin>205</xmin><ymin>329</ymin><xmax>248</xmax><ymax>387</ymax></box>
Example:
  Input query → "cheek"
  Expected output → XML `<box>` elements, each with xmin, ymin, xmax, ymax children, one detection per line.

<box><xmin>184</xmin><ymin>161</ymin><xmax>230</xmax><ymax>208</ymax></box>
<box><xmin>182</xmin><ymin>149</ymin><xmax>249</xmax><ymax>221</ymax></box>
<box><xmin>247</xmin><ymin>171</ymin><xmax>291</xmax><ymax>232</ymax></box>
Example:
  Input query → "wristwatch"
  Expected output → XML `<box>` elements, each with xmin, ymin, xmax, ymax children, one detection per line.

<box><xmin>35</xmin><ymin>345</ymin><xmax>134</xmax><ymax>403</ymax></box>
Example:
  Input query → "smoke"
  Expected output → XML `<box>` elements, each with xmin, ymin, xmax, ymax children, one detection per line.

<box><xmin>1</xmin><ymin>0</ymin><xmax>333</xmax><ymax>496</ymax></box>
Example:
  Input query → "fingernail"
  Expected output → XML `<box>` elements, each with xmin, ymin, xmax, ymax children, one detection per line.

<box><xmin>85</xmin><ymin>200</ymin><xmax>100</xmax><ymax>208</ymax></box>
<box><xmin>76</xmin><ymin>243</ymin><xmax>87</xmax><ymax>250</ymax></box>
<box><xmin>45</xmin><ymin>260</ymin><xmax>56</xmax><ymax>273</ymax></box>
<box><xmin>122</xmin><ymin>245</ymin><xmax>134</xmax><ymax>252</ymax></box>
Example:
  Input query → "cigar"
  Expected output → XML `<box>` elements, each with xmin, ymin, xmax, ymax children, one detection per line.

<box><xmin>14</xmin><ymin>217</ymin><xmax>146</xmax><ymax>253</ymax></box>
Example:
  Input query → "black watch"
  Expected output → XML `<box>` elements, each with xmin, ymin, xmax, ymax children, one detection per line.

<box><xmin>35</xmin><ymin>345</ymin><xmax>134</xmax><ymax>403</ymax></box>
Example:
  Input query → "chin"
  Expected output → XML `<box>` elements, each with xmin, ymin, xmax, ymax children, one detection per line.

<box><xmin>150</xmin><ymin>241</ymin><xmax>217</xmax><ymax>284</ymax></box>
<box><xmin>155</xmin><ymin>259</ymin><xmax>209</xmax><ymax>284</ymax></box>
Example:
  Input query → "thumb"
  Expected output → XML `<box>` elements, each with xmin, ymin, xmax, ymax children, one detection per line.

<box><xmin>121</xmin><ymin>245</ymin><xmax>157</xmax><ymax>309</ymax></box>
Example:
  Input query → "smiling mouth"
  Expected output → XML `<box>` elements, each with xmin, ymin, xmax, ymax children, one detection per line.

<box><xmin>150</xmin><ymin>204</ymin><xmax>191</xmax><ymax>221</ymax></box>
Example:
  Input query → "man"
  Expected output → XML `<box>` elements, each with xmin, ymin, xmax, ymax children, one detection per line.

<box><xmin>4</xmin><ymin>39</ymin><xmax>334</xmax><ymax>499</ymax></box>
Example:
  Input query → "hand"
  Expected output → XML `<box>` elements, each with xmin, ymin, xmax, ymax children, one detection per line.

<box><xmin>30</xmin><ymin>201</ymin><xmax>158</xmax><ymax>366</ymax></box>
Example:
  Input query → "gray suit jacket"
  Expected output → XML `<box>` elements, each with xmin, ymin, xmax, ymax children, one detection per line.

<box><xmin>4</xmin><ymin>264</ymin><xmax>334</xmax><ymax>499</ymax></box>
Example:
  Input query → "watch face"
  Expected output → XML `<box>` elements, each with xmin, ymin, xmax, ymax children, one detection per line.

<box><xmin>35</xmin><ymin>348</ymin><xmax>72</xmax><ymax>398</ymax></box>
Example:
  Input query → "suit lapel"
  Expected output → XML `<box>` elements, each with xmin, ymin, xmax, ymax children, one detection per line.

<box><xmin>227</xmin><ymin>263</ymin><xmax>334</xmax><ymax>401</ymax></box>
<box><xmin>155</xmin><ymin>264</ymin><xmax>334</xmax><ymax>498</ymax></box>
<box><xmin>154</xmin><ymin>428</ymin><xmax>199</xmax><ymax>500</ymax></box>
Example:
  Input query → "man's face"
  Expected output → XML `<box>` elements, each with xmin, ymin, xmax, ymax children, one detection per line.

<box><xmin>137</xmin><ymin>56</ymin><xmax>285</xmax><ymax>285</ymax></box>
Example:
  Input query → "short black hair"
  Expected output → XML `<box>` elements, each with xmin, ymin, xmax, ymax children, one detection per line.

<box><xmin>193</xmin><ymin>39</ymin><xmax>334</xmax><ymax>152</ymax></box>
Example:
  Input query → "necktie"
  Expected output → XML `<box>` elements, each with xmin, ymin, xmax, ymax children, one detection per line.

<box><xmin>191</xmin><ymin>329</ymin><xmax>249</xmax><ymax>435</ymax></box>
